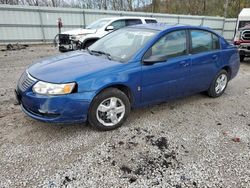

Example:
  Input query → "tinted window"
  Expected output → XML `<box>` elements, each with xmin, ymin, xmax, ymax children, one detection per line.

<box><xmin>126</xmin><ymin>19</ymin><xmax>142</xmax><ymax>26</ymax></box>
<box><xmin>110</xmin><ymin>20</ymin><xmax>126</xmax><ymax>30</ymax></box>
<box><xmin>145</xmin><ymin>19</ymin><xmax>157</xmax><ymax>23</ymax></box>
<box><xmin>212</xmin><ymin>34</ymin><xmax>220</xmax><ymax>50</ymax></box>
<box><xmin>146</xmin><ymin>30</ymin><xmax>187</xmax><ymax>59</ymax></box>
<box><xmin>191</xmin><ymin>30</ymin><xmax>220</xmax><ymax>54</ymax></box>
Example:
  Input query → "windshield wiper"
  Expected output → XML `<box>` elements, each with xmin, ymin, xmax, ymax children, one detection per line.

<box><xmin>86</xmin><ymin>48</ymin><xmax>92</xmax><ymax>55</ymax></box>
<box><xmin>88</xmin><ymin>49</ymin><xmax>112</xmax><ymax>60</ymax></box>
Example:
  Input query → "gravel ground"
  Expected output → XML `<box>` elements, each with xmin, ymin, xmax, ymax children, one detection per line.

<box><xmin>0</xmin><ymin>45</ymin><xmax>250</xmax><ymax>188</ymax></box>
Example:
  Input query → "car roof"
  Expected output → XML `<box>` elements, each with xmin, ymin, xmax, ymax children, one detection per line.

<box><xmin>129</xmin><ymin>23</ymin><xmax>215</xmax><ymax>33</ymax></box>
<box><xmin>99</xmin><ymin>17</ymin><xmax>157</xmax><ymax>21</ymax></box>
<box><xmin>239</xmin><ymin>8</ymin><xmax>250</xmax><ymax>19</ymax></box>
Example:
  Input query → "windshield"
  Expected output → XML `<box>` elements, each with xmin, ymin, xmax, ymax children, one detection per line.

<box><xmin>88</xmin><ymin>27</ymin><xmax>159</xmax><ymax>62</ymax></box>
<box><xmin>238</xmin><ymin>21</ymin><xmax>250</xmax><ymax>30</ymax></box>
<box><xmin>86</xmin><ymin>19</ymin><xmax>111</xmax><ymax>29</ymax></box>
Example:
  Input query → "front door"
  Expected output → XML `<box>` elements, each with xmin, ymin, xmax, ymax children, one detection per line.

<box><xmin>141</xmin><ymin>30</ymin><xmax>191</xmax><ymax>105</ymax></box>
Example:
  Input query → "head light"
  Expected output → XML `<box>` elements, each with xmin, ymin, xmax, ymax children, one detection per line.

<box><xmin>33</xmin><ymin>81</ymin><xmax>76</xmax><ymax>95</ymax></box>
<box><xmin>71</xmin><ymin>34</ymin><xmax>86</xmax><ymax>41</ymax></box>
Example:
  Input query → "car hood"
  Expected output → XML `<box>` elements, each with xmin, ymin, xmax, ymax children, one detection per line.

<box><xmin>62</xmin><ymin>28</ymin><xmax>97</xmax><ymax>35</ymax></box>
<box><xmin>28</xmin><ymin>51</ymin><xmax>122</xmax><ymax>83</ymax></box>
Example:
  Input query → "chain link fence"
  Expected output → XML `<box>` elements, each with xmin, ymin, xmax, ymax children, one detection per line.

<box><xmin>0</xmin><ymin>4</ymin><xmax>237</xmax><ymax>44</ymax></box>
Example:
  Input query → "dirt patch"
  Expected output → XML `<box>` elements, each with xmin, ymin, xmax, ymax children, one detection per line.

<box><xmin>0</xmin><ymin>46</ymin><xmax>250</xmax><ymax>187</ymax></box>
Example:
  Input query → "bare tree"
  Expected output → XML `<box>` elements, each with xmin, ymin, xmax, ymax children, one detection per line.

<box><xmin>0</xmin><ymin>0</ymin><xmax>248</xmax><ymax>17</ymax></box>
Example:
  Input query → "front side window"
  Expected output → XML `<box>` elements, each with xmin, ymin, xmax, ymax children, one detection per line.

<box><xmin>191</xmin><ymin>30</ymin><xmax>219</xmax><ymax>54</ymax></box>
<box><xmin>145</xmin><ymin>30</ymin><xmax>187</xmax><ymax>59</ymax></box>
<box><xmin>126</xmin><ymin>19</ymin><xmax>142</xmax><ymax>26</ymax></box>
<box><xmin>110</xmin><ymin>20</ymin><xmax>126</xmax><ymax>30</ymax></box>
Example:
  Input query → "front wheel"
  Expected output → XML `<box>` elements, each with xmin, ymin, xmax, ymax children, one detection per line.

<box><xmin>207</xmin><ymin>70</ymin><xmax>229</xmax><ymax>98</ymax></box>
<box><xmin>88</xmin><ymin>88</ymin><xmax>130</xmax><ymax>131</ymax></box>
<box><xmin>240</xmin><ymin>55</ymin><xmax>245</xmax><ymax>62</ymax></box>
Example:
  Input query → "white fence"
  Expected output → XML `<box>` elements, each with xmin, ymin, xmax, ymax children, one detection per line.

<box><xmin>0</xmin><ymin>4</ymin><xmax>237</xmax><ymax>44</ymax></box>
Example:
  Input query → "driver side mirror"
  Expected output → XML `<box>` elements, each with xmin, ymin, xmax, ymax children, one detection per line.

<box><xmin>105</xmin><ymin>25</ymin><xmax>114</xmax><ymax>31</ymax></box>
<box><xmin>143</xmin><ymin>55</ymin><xmax>167</xmax><ymax>65</ymax></box>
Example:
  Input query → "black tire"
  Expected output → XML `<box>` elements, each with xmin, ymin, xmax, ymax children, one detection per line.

<box><xmin>207</xmin><ymin>69</ymin><xmax>229</xmax><ymax>98</ymax></box>
<box><xmin>88</xmin><ymin>88</ymin><xmax>131</xmax><ymax>131</ymax></box>
<box><xmin>59</xmin><ymin>46</ymin><xmax>73</xmax><ymax>53</ymax></box>
<box><xmin>240</xmin><ymin>55</ymin><xmax>245</xmax><ymax>62</ymax></box>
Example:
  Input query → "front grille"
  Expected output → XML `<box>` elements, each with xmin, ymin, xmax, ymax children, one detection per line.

<box><xmin>241</xmin><ymin>30</ymin><xmax>250</xmax><ymax>40</ymax></box>
<box><xmin>18</xmin><ymin>71</ymin><xmax>37</xmax><ymax>91</ymax></box>
<box><xmin>59</xmin><ymin>34</ymin><xmax>71</xmax><ymax>45</ymax></box>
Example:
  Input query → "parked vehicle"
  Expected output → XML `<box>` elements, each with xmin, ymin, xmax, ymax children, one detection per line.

<box><xmin>234</xmin><ymin>8</ymin><xmax>250</xmax><ymax>61</ymax></box>
<box><xmin>57</xmin><ymin>17</ymin><xmax>157</xmax><ymax>52</ymax></box>
<box><xmin>16</xmin><ymin>24</ymin><xmax>240</xmax><ymax>130</ymax></box>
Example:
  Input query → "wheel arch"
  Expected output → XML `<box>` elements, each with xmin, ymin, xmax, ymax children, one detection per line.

<box><xmin>94</xmin><ymin>84</ymin><xmax>134</xmax><ymax>105</ymax></box>
<box><xmin>221</xmin><ymin>66</ymin><xmax>232</xmax><ymax>79</ymax></box>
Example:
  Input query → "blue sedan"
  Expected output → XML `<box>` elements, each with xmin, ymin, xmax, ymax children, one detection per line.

<box><xmin>16</xmin><ymin>24</ymin><xmax>240</xmax><ymax>130</ymax></box>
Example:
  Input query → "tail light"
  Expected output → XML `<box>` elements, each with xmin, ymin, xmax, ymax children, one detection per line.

<box><xmin>234</xmin><ymin>31</ymin><xmax>242</xmax><ymax>45</ymax></box>
<box><xmin>234</xmin><ymin>40</ymin><xmax>242</xmax><ymax>45</ymax></box>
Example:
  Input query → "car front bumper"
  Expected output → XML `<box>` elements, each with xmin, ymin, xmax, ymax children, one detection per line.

<box><xmin>16</xmin><ymin>88</ymin><xmax>95</xmax><ymax>123</ymax></box>
<box><xmin>239</xmin><ymin>44</ymin><xmax>250</xmax><ymax>56</ymax></box>
<box><xmin>58</xmin><ymin>34</ymin><xmax>80</xmax><ymax>52</ymax></box>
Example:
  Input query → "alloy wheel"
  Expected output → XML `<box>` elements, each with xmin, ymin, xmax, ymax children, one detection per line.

<box><xmin>96</xmin><ymin>97</ymin><xmax>125</xmax><ymax>126</ymax></box>
<box><xmin>215</xmin><ymin>74</ymin><xmax>227</xmax><ymax>94</ymax></box>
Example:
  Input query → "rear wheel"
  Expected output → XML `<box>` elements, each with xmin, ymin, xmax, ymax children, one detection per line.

<box><xmin>88</xmin><ymin>88</ymin><xmax>130</xmax><ymax>131</ymax></box>
<box><xmin>207</xmin><ymin>70</ymin><xmax>229</xmax><ymax>98</ymax></box>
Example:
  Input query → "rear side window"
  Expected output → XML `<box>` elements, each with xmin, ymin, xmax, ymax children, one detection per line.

<box><xmin>145</xmin><ymin>19</ymin><xmax>157</xmax><ymax>23</ymax></box>
<box><xmin>212</xmin><ymin>34</ymin><xmax>220</xmax><ymax>50</ymax></box>
<box><xmin>110</xmin><ymin>20</ymin><xmax>126</xmax><ymax>30</ymax></box>
<box><xmin>191</xmin><ymin>30</ymin><xmax>219</xmax><ymax>54</ymax></box>
<box><xmin>126</xmin><ymin>19</ymin><xmax>142</xmax><ymax>26</ymax></box>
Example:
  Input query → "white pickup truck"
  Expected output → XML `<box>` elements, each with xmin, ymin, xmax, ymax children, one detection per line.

<box><xmin>58</xmin><ymin>17</ymin><xmax>157</xmax><ymax>52</ymax></box>
<box><xmin>233</xmin><ymin>8</ymin><xmax>250</xmax><ymax>62</ymax></box>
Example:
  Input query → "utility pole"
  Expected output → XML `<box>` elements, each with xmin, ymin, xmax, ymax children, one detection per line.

<box><xmin>152</xmin><ymin>0</ymin><xmax>157</xmax><ymax>13</ymax></box>
<box><xmin>120</xmin><ymin>0</ymin><xmax>123</xmax><ymax>11</ymax></box>
<box><xmin>203</xmin><ymin>0</ymin><xmax>206</xmax><ymax>14</ymax></box>
<box><xmin>224</xmin><ymin>0</ymin><xmax>229</xmax><ymax>18</ymax></box>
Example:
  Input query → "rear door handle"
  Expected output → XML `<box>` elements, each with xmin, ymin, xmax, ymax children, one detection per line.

<box><xmin>212</xmin><ymin>55</ymin><xmax>218</xmax><ymax>60</ymax></box>
<box><xmin>179</xmin><ymin>61</ymin><xmax>190</xmax><ymax>67</ymax></box>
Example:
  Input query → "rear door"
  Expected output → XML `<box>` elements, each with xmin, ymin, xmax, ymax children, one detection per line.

<box><xmin>189</xmin><ymin>29</ymin><xmax>221</xmax><ymax>93</ymax></box>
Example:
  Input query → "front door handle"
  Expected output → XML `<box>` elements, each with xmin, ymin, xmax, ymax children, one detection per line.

<box><xmin>179</xmin><ymin>61</ymin><xmax>190</xmax><ymax>67</ymax></box>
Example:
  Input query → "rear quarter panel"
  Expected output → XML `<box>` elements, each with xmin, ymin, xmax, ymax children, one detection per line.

<box><xmin>220</xmin><ymin>40</ymin><xmax>240</xmax><ymax>80</ymax></box>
